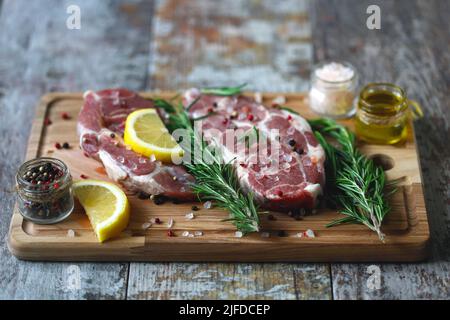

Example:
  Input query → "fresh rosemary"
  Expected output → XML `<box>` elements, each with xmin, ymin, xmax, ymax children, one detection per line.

<box><xmin>308</xmin><ymin>118</ymin><xmax>396</xmax><ymax>241</ymax></box>
<box><xmin>200</xmin><ymin>83</ymin><xmax>247</xmax><ymax>96</ymax></box>
<box><xmin>157</xmin><ymin>97</ymin><xmax>260</xmax><ymax>234</ymax></box>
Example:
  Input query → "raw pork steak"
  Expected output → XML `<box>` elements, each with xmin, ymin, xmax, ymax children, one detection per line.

<box><xmin>183</xmin><ymin>88</ymin><xmax>325</xmax><ymax>211</ymax></box>
<box><xmin>77</xmin><ymin>89</ymin><xmax>195</xmax><ymax>200</ymax></box>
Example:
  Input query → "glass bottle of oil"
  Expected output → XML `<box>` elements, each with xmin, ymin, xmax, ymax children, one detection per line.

<box><xmin>355</xmin><ymin>83</ymin><xmax>422</xmax><ymax>145</ymax></box>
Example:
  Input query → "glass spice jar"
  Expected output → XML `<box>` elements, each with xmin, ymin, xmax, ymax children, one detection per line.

<box><xmin>309</xmin><ymin>61</ymin><xmax>359</xmax><ymax>119</ymax></box>
<box><xmin>355</xmin><ymin>83</ymin><xmax>423</xmax><ymax>145</ymax></box>
<box><xmin>16</xmin><ymin>157</ymin><xmax>74</xmax><ymax>224</ymax></box>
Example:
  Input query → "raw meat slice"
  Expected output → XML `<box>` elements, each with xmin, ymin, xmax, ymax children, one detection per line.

<box><xmin>77</xmin><ymin>89</ymin><xmax>195</xmax><ymax>200</ymax></box>
<box><xmin>183</xmin><ymin>88</ymin><xmax>325</xmax><ymax>211</ymax></box>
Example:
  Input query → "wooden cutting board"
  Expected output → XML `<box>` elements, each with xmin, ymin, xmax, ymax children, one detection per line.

<box><xmin>7</xmin><ymin>92</ymin><xmax>430</xmax><ymax>262</ymax></box>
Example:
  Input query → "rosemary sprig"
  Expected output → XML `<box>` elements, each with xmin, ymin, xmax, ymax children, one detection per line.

<box><xmin>201</xmin><ymin>83</ymin><xmax>247</xmax><ymax>96</ymax></box>
<box><xmin>308</xmin><ymin>118</ymin><xmax>396</xmax><ymax>241</ymax></box>
<box><xmin>160</xmin><ymin>97</ymin><xmax>260</xmax><ymax>234</ymax></box>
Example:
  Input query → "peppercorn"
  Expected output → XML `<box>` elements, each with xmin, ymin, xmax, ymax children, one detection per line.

<box><xmin>278</xmin><ymin>230</ymin><xmax>288</xmax><ymax>237</ymax></box>
<box><xmin>295</xmin><ymin>148</ymin><xmax>304</xmax><ymax>155</ymax></box>
<box><xmin>247</xmin><ymin>114</ymin><xmax>254</xmax><ymax>121</ymax></box>
<box><xmin>154</xmin><ymin>217</ymin><xmax>161</xmax><ymax>224</ymax></box>
<box><xmin>55</xmin><ymin>142</ymin><xmax>62</xmax><ymax>149</ymax></box>
<box><xmin>213</xmin><ymin>102</ymin><xmax>218</xmax><ymax>108</ymax></box>
<box><xmin>44</xmin><ymin>117</ymin><xmax>52</xmax><ymax>126</ymax></box>
<box><xmin>62</xmin><ymin>142</ymin><xmax>70</xmax><ymax>149</ymax></box>
<box><xmin>191</xmin><ymin>205</ymin><xmax>199</xmax><ymax>211</ymax></box>
<box><xmin>80</xmin><ymin>174</ymin><xmax>88</xmax><ymax>179</ymax></box>
<box><xmin>61</xmin><ymin>112</ymin><xmax>71</xmax><ymax>120</ymax></box>
<box><xmin>110</xmin><ymin>133</ymin><xmax>116</xmax><ymax>138</ymax></box>
<box><xmin>288</xmin><ymin>139</ymin><xmax>296</xmax><ymax>146</ymax></box>
<box><xmin>267</xmin><ymin>214</ymin><xmax>276</xmax><ymax>221</ymax></box>
<box><xmin>153</xmin><ymin>195</ymin><xmax>166</xmax><ymax>205</ymax></box>
<box><xmin>167</xmin><ymin>230</ymin><xmax>175</xmax><ymax>237</ymax></box>
<box><xmin>137</xmin><ymin>191</ymin><xmax>150</xmax><ymax>200</ymax></box>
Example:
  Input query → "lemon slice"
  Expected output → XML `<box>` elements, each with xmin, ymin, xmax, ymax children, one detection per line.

<box><xmin>73</xmin><ymin>180</ymin><xmax>130</xmax><ymax>243</ymax></box>
<box><xmin>123</xmin><ymin>108</ymin><xmax>183</xmax><ymax>163</ymax></box>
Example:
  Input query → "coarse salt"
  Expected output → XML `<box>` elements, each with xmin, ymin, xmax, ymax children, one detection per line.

<box><xmin>185</xmin><ymin>212</ymin><xmax>195</xmax><ymax>220</ymax></box>
<box><xmin>167</xmin><ymin>218</ymin><xmax>174</xmax><ymax>228</ymax></box>
<box><xmin>315</xmin><ymin>62</ymin><xmax>354</xmax><ymax>82</ymax></box>
<box><xmin>149</xmin><ymin>154</ymin><xmax>156</xmax><ymax>162</ymax></box>
<box><xmin>194</xmin><ymin>231</ymin><xmax>203</xmax><ymax>237</ymax></box>
<box><xmin>235</xmin><ymin>231</ymin><xmax>243</xmax><ymax>238</ymax></box>
<box><xmin>142</xmin><ymin>222</ymin><xmax>152</xmax><ymax>230</ymax></box>
<box><xmin>272</xmin><ymin>96</ymin><xmax>286</xmax><ymax>106</ymax></box>
<box><xmin>182</xmin><ymin>231</ymin><xmax>190</xmax><ymax>237</ymax></box>
<box><xmin>203</xmin><ymin>201</ymin><xmax>212</xmax><ymax>209</ymax></box>
<box><xmin>67</xmin><ymin>229</ymin><xmax>76</xmax><ymax>237</ymax></box>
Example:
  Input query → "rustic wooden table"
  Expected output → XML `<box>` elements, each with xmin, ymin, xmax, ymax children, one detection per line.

<box><xmin>0</xmin><ymin>0</ymin><xmax>448</xmax><ymax>299</ymax></box>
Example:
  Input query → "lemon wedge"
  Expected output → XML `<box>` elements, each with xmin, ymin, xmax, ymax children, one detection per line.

<box><xmin>123</xmin><ymin>108</ymin><xmax>183</xmax><ymax>163</ymax></box>
<box><xmin>73</xmin><ymin>180</ymin><xmax>130</xmax><ymax>243</ymax></box>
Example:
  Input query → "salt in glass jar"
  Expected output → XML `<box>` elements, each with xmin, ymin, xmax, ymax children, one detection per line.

<box><xmin>309</xmin><ymin>61</ymin><xmax>359</xmax><ymax>119</ymax></box>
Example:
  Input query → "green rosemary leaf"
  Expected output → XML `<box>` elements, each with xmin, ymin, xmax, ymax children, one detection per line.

<box><xmin>201</xmin><ymin>83</ymin><xmax>247</xmax><ymax>96</ymax></box>
<box><xmin>309</xmin><ymin>118</ymin><xmax>396</xmax><ymax>242</ymax></box>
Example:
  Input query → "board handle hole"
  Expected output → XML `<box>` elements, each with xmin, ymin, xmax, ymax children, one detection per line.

<box><xmin>370</xmin><ymin>154</ymin><xmax>395</xmax><ymax>171</ymax></box>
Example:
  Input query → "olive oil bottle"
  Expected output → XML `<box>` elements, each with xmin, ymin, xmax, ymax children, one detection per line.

<box><xmin>355</xmin><ymin>83</ymin><xmax>421</xmax><ymax>144</ymax></box>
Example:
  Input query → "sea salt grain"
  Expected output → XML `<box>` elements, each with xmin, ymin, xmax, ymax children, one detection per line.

<box><xmin>150</xmin><ymin>154</ymin><xmax>156</xmax><ymax>162</ymax></box>
<box><xmin>272</xmin><ymin>96</ymin><xmax>286</xmax><ymax>106</ymax></box>
<box><xmin>203</xmin><ymin>201</ymin><xmax>212</xmax><ymax>209</ymax></box>
<box><xmin>194</xmin><ymin>231</ymin><xmax>203</xmax><ymax>237</ymax></box>
<box><xmin>185</xmin><ymin>212</ymin><xmax>195</xmax><ymax>220</ymax></box>
<box><xmin>295</xmin><ymin>229</ymin><xmax>316</xmax><ymax>238</ymax></box>
<box><xmin>141</xmin><ymin>222</ymin><xmax>152</xmax><ymax>230</ymax></box>
<box><xmin>167</xmin><ymin>218</ymin><xmax>174</xmax><ymax>228</ymax></box>
<box><xmin>235</xmin><ymin>231</ymin><xmax>243</xmax><ymax>238</ymax></box>
<box><xmin>67</xmin><ymin>229</ymin><xmax>76</xmax><ymax>237</ymax></box>
<box><xmin>182</xmin><ymin>231</ymin><xmax>190</xmax><ymax>237</ymax></box>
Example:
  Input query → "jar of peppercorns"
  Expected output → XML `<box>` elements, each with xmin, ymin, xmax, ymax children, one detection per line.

<box><xmin>16</xmin><ymin>157</ymin><xmax>74</xmax><ymax>224</ymax></box>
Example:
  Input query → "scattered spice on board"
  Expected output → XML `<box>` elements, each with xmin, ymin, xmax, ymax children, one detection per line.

<box><xmin>44</xmin><ymin>117</ymin><xmax>52</xmax><ymax>126</ymax></box>
<box><xmin>137</xmin><ymin>191</ymin><xmax>150</xmax><ymax>200</ymax></box>
<box><xmin>61</xmin><ymin>112</ymin><xmax>71</xmax><ymax>120</ymax></box>
<box><xmin>203</xmin><ymin>201</ymin><xmax>212</xmax><ymax>209</ymax></box>
<box><xmin>194</xmin><ymin>231</ymin><xmax>203</xmax><ymax>237</ymax></box>
<box><xmin>167</xmin><ymin>218</ymin><xmax>174</xmax><ymax>228</ymax></box>
<box><xmin>153</xmin><ymin>217</ymin><xmax>162</xmax><ymax>224</ymax></box>
<box><xmin>67</xmin><ymin>229</ymin><xmax>76</xmax><ymax>237</ymax></box>
<box><xmin>191</xmin><ymin>205</ymin><xmax>199</xmax><ymax>211</ymax></box>
<box><xmin>167</xmin><ymin>230</ymin><xmax>175</xmax><ymax>237</ymax></box>
<box><xmin>141</xmin><ymin>222</ymin><xmax>152</xmax><ymax>230</ymax></box>
<box><xmin>260</xmin><ymin>232</ymin><xmax>270</xmax><ymax>238</ymax></box>
<box><xmin>62</xmin><ymin>142</ymin><xmax>70</xmax><ymax>149</ymax></box>
<box><xmin>234</xmin><ymin>231</ymin><xmax>243</xmax><ymax>238</ymax></box>
<box><xmin>80</xmin><ymin>174</ymin><xmax>88</xmax><ymax>179</ymax></box>
<box><xmin>295</xmin><ymin>229</ymin><xmax>316</xmax><ymax>238</ymax></box>
<box><xmin>185</xmin><ymin>212</ymin><xmax>194</xmax><ymax>220</ymax></box>
<box><xmin>182</xmin><ymin>231</ymin><xmax>190</xmax><ymax>237</ymax></box>
<box><xmin>271</xmin><ymin>95</ymin><xmax>286</xmax><ymax>107</ymax></box>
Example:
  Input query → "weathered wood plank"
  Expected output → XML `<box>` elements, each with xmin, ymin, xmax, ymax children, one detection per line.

<box><xmin>0</xmin><ymin>0</ymin><xmax>153</xmax><ymax>299</ymax></box>
<box><xmin>311</xmin><ymin>0</ymin><xmax>450</xmax><ymax>299</ymax></box>
<box><xmin>149</xmin><ymin>0</ymin><xmax>312</xmax><ymax>92</ymax></box>
<box><xmin>128</xmin><ymin>263</ymin><xmax>330</xmax><ymax>300</ymax></box>
<box><xmin>128</xmin><ymin>0</ymin><xmax>332</xmax><ymax>300</ymax></box>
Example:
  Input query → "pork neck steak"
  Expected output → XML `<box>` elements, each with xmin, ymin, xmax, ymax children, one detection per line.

<box><xmin>184</xmin><ymin>88</ymin><xmax>325</xmax><ymax>211</ymax></box>
<box><xmin>77</xmin><ymin>89</ymin><xmax>195</xmax><ymax>200</ymax></box>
